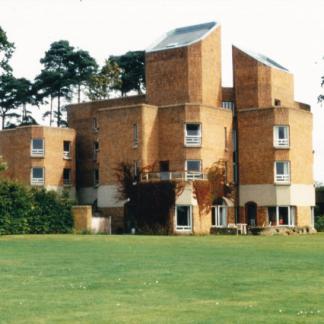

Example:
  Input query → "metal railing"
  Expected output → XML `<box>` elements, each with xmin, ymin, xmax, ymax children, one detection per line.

<box><xmin>31</xmin><ymin>148</ymin><xmax>44</xmax><ymax>157</ymax></box>
<box><xmin>274</xmin><ymin>138</ymin><xmax>289</xmax><ymax>147</ymax></box>
<box><xmin>141</xmin><ymin>171</ymin><xmax>207</xmax><ymax>182</ymax></box>
<box><xmin>63</xmin><ymin>151</ymin><xmax>71</xmax><ymax>159</ymax></box>
<box><xmin>185</xmin><ymin>136</ymin><xmax>201</xmax><ymax>146</ymax></box>
<box><xmin>31</xmin><ymin>178</ymin><xmax>44</xmax><ymax>185</ymax></box>
<box><xmin>275</xmin><ymin>174</ymin><xmax>290</xmax><ymax>182</ymax></box>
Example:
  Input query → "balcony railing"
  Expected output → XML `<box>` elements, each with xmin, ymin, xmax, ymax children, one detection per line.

<box><xmin>185</xmin><ymin>136</ymin><xmax>201</xmax><ymax>146</ymax></box>
<box><xmin>275</xmin><ymin>174</ymin><xmax>290</xmax><ymax>183</ymax></box>
<box><xmin>63</xmin><ymin>178</ymin><xmax>72</xmax><ymax>186</ymax></box>
<box><xmin>31</xmin><ymin>148</ymin><xmax>44</xmax><ymax>157</ymax></box>
<box><xmin>274</xmin><ymin>138</ymin><xmax>289</xmax><ymax>147</ymax></box>
<box><xmin>141</xmin><ymin>171</ymin><xmax>207</xmax><ymax>182</ymax></box>
<box><xmin>31</xmin><ymin>177</ymin><xmax>44</xmax><ymax>185</ymax></box>
<box><xmin>63</xmin><ymin>151</ymin><xmax>71</xmax><ymax>159</ymax></box>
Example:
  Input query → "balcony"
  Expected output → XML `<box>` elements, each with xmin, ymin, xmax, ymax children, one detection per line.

<box><xmin>141</xmin><ymin>171</ymin><xmax>207</xmax><ymax>182</ymax></box>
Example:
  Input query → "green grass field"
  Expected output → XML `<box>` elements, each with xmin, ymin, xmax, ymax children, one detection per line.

<box><xmin>0</xmin><ymin>234</ymin><xmax>324</xmax><ymax>323</ymax></box>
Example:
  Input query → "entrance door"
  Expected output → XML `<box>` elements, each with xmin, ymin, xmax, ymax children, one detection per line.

<box><xmin>245</xmin><ymin>202</ymin><xmax>257</xmax><ymax>226</ymax></box>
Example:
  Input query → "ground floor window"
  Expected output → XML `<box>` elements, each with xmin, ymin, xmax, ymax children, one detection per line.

<box><xmin>267</xmin><ymin>206</ymin><xmax>295</xmax><ymax>226</ymax></box>
<box><xmin>211</xmin><ymin>205</ymin><xmax>227</xmax><ymax>227</ymax></box>
<box><xmin>31</xmin><ymin>167</ymin><xmax>44</xmax><ymax>185</ymax></box>
<box><xmin>176</xmin><ymin>205</ymin><xmax>192</xmax><ymax>231</ymax></box>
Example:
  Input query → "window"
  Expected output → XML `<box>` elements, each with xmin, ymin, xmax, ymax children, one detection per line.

<box><xmin>31</xmin><ymin>167</ymin><xmax>44</xmax><ymax>185</ymax></box>
<box><xmin>275</xmin><ymin>161</ymin><xmax>290</xmax><ymax>183</ymax></box>
<box><xmin>222</xmin><ymin>101</ymin><xmax>235</xmax><ymax>111</ymax></box>
<box><xmin>93</xmin><ymin>141</ymin><xmax>99</xmax><ymax>160</ymax></box>
<box><xmin>92</xmin><ymin>117</ymin><xmax>98</xmax><ymax>131</ymax></box>
<box><xmin>31</xmin><ymin>139</ymin><xmax>44</xmax><ymax>157</ymax></box>
<box><xmin>133</xmin><ymin>123</ymin><xmax>138</xmax><ymax>147</ymax></box>
<box><xmin>274</xmin><ymin>126</ymin><xmax>289</xmax><ymax>148</ymax></box>
<box><xmin>267</xmin><ymin>206</ymin><xmax>295</xmax><ymax>226</ymax></box>
<box><xmin>176</xmin><ymin>205</ymin><xmax>192</xmax><ymax>231</ymax></box>
<box><xmin>232</xmin><ymin>130</ymin><xmax>238</xmax><ymax>184</ymax></box>
<box><xmin>185</xmin><ymin>123</ymin><xmax>201</xmax><ymax>146</ymax></box>
<box><xmin>94</xmin><ymin>169</ymin><xmax>99</xmax><ymax>187</ymax></box>
<box><xmin>63</xmin><ymin>141</ymin><xmax>71</xmax><ymax>159</ymax></box>
<box><xmin>211</xmin><ymin>205</ymin><xmax>227</xmax><ymax>227</ymax></box>
<box><xmin>185</xmin><ymin>160</ymin><xmax>202</xmax><ymax>180</ymax></box>
<box><xmin>274</xmin><ymin>99</ymin><xmax>281</xmax><ymax>106</ymax></box>
<box><xmin>63</xmin><ymin>168</ymin><xmax>71</xmax><ymax>186</ymax></box>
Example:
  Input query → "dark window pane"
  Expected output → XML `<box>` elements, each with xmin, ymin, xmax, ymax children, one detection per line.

<box><xmin>177</xmin><ymin>206</ymin><xmax>189</xmax><ymax>226</ymax></box>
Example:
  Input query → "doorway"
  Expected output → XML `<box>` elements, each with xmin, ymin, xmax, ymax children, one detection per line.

<box><xmin>245</xmin><ymin>202</ymin><xmax>257</xmax><ymax>226</ymax></box>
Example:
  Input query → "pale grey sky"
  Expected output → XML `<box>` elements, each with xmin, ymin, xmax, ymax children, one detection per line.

<box><xmin>1</xmin><ymin>0</ymin><xmax>324</xmax><ymax>181</ymax></box>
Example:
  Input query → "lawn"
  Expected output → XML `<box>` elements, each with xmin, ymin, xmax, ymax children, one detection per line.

<box><xmin>0</xmin><ymin>234</ymin><xmax>324</xmax><ymax>323</ymax></box>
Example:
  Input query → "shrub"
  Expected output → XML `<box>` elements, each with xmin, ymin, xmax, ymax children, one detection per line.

<box><xmin>315</xmin><ymin>215</ymin><xmax>324</xmax><ymax>232</ymax></box>
<box><xmin>0</xmin><ymin>180</ymin><xmax>73</xmax><ymax>235</ymax></box>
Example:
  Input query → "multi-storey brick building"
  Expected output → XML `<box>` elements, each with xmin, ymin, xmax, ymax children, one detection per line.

<box><xmin>0</xmin><ymin>21</ymin><xmax>314</xmax><ymax>234</ymax></box>
<box><xmin>0</xmin><ymin>126</ymin><xmax>76</xmax><ymax>197</ymax></box>
<box><xmin>67</xmin><ymin>21</ymin><xmax>315</xmax><ymax>233</ymax></box>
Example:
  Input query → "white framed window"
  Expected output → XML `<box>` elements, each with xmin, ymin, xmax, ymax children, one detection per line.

<box><xmin>63</xmin><ymin>168</ymin><xmax>71</xmax><ymax>186</ymax></box>
<box><xmin>185</xmin><ymin>160</ymin><xmax>202</xmax><ymax>180</ymax></box>
<box><xmin>92</xmin><ymin>117</ymin><xmax>98</xmax><ymax>132</ymax></box>
<box><xmin>222</xmin><ymin>101</ymin><xmax>235</xmax><ymax>111</ymax></box>
<box><xmin>94</xmin><ymin>168</ymin><xmax>99</xmax><ymax>187</ymax></box>
<box><xmin>274</xmin><ymin>126</ymin><xmax>289</xmax><ymax>148</ymax></box>
<box><xmin>267</xmin><ymin>206</ymin><xmax>295</xmax><ymax>226</ymax></box>
<box><xmin>133</xmin><ymin>123</ymin><xmax>138</xmax><ymax>147</ymax></box>
<box><xmin>63</xmin><ymin>141</ymin><xmax>71</xmax><ymax>159</ymax></box>
<box><xmin>93</xmin><ymin>141</ymin><xmax>99</xmax><ymax>160</ymax></box>
<box><xmin>31</xmin><ymin>139</ymin><xmax>44</xmax><ymax>157</ymax></box>
<box><xmin>176</xmin><ymin>205</ymin><xmax>192</xmax><ymax>231</ymax></box>
<box><xmin>211</xmin><ymin>205</ymin><xmax>227</xmax><ymax>227</ymax></box>
<box><xmin>274</xmin><ymin>161</ymin><xmax>290</xmax><ymax>183</ymax></box>
<box><xmin>184</xmin><ymin>123</ymin><xmax>201</xmax><ymax>146</ymax></box>
<box><xmin>31</xmin><ymin>167</ymin><xmax>44</xmax><ymax>185</ymax></box>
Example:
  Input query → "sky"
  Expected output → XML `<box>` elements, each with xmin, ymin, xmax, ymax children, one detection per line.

<box><xmin>0</xmin><ymin>0</ymin><xmax>324</xmax><ymax>181</ymax></box>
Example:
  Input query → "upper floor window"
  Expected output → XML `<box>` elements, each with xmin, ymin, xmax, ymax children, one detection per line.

<box><xmin>92</xmin><ymin>117</ymin><xmax>98</xmax><ymax>132</ymax></box>
<box><xmin>222</xmin><ymin>101</ymin><xmax>235</xmax><ymax>111</ymax></box>
<box><xmin>63</xmin><ymin>168</ymin><xmax>72</xmax><ymax>186</ymax></box>
<box><xmin>275</xmin><ymin>161</ymin><xmax>290</xmax><ymax>183</ymax></box>
<box><xmin>93</xmin><ymin>141</ymin><xmax>99</xmax><ymax>160</ymax></box>
<box><xmin>185</xmin><ymin>123</ymin><xmax>201</xmax><ymax>146</ymax></box>
<box><xmin>274</xmin><ymin>99</ymin><xmax>281</xmax><ymax>107</ymax></box>
<box><xmin>63</xmin><ymin>141</ymin><xmax>71</xmax><ymax>159</ymax></box>
<box><xmin>185</xmin><ymin>160</ymin><xmax>202</xmax><ymax>180</ymax></box>
<box><xmin>31</xmin><ymin>167</ymin><xmax>44</xmax><ymax>185</ymax></box>
<box><xmin>94</xmin><ymin>168</ymin><xmax>99</xmax><ymax>187</ymax></box>
<box><xmin>274</xmin><ymin>126</ymin><xmax>289</xmax><ymax>148</ymax></box>
<box><xmin>133</xmin><ymin>123</ymin><xmax>138</xmax><ymax>147</ymax></box>
<box><xmin>31</xmin><ymin>139</ymin><xmax>44</xmax><ymax>157</ymax></box>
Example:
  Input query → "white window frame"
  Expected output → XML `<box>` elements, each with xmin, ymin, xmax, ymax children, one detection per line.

<box><xmin>185</xmin><ymin>160</ymin><xmax>202</xmax><ymax>180</ymax></box>
<box><xmin>274</xmin><ymin>161</ymin><xmax>290</xmax><ymax>183</ymax></box>
<box><xmin>63</xmin><ymin>168</ymin><xmax>72</xmax><ymax>186</ymax></box>
<box><xmin>93</xmin><ymin>141</ymin><xmax>99</xmax><ymax>161</ymax></box>
<box><xmin>273</xmin><ymin>125</ymin><xmax>289</xmax><ymax>148</ymax></box>
<box><xmin>267</xmin><ymin>206</ymin><xmax>295</xmax><ymax>227</ymax></box>
<box><xmin>63</xmin><ymin>141</ymin><xmax>71</xmax><ymax>159</ymax></box>
<box><xmin>175</xmin><ymin>205</ymin><xmax>192</xmax><ymax>231</ymax></box>
<box><xmin>133</xmin><ymin>123</ymin><xmax>138</xmax><ymax>147</ymax></box>
<box><xmin>211</xmin><ymin>205</ymin><xmax>228</xmax><ymax>227</ymax></box>
<box><xmin>31</xmin><ymin>138</ymin><xmax>44</xmax><ymax>157</ymax></box>
<box><xmin>31</xmin><ymin>167</ymin><xmax>44</xmax><ymax>186</ymax></box>
<box><xmin>184</xmin><ymin>123</ymin><xmax>201</xmax><ymax>146</ymax></box>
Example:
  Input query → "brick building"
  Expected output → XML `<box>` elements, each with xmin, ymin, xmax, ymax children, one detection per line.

<box><xmin>0</xmin><ymin>21</ymin><xmax>315</xmax><ymax>233</ymax></box>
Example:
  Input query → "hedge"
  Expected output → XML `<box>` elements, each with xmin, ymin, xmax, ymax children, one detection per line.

<box><xmin>0</xmin><ymin>180</ymin><xmax>73</xmax><ymax>234</ymax></box>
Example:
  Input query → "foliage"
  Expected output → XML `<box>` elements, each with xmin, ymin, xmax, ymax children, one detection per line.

<box><xmin>86</xmin><ymin>58</ymin><xmax>121</xmax><ymax>100</ymax></box>
<box><xmin>0</xmin><ymin>25</ymin><xmax>15</xmax><ymax>74</ymax></box>
<box><xmin>193</xmin><ymin>180</ymin><xmax>212</xmax><ymax>216</ymax></box>
<box><xmin>0</xmin><ymin>180</ymin><xmax>73</xmax><ymax>234</ymax></box>
<box><xmin>315</xmin><ymin>215</ymin><xmax>324</xmax><ymax>232</ymax></box>
<box><xmin>110</xmin><ymin>51</ymin><xmax>145</xmax><ymax>96</ymax></box>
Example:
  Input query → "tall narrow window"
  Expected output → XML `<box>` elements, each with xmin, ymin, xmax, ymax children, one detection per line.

<box><xmin>93</xmin><ymin>141</ymin><xmax>99</xmax><ymax>160</ymax></box>
<box><xmin>185</xmin><ymin>123</ymin><xmax>201</xmax><ymax>146</ymax></box>
<box><xmin>63</xmin><ymin>168</ymin><xmax>71</xmax><ymax>186</ymax></box>
<box><xmin>133</xmin><ymin>123</ymin><xmax>138</xmax><ymax>147</ymax></box>
<box><xmin>211</xmin><ymin>205</ymin><xmax>227</xmax><ymax>227</ymax></box>
<box><xmin>31</xmin><ymin>139</ymin><xmax>44</xmax><ymax>157</ymax></box>
<box><xmin>275</xmin><ymin>161</ymin><xmax>290</xmax><ymax>183</ymax></box>
<box><xmin>274</xmin><ymin>126</ymin><xmax>289</xmax><ymax>148</ymax></box>
<box><xmin>176</xmin><ymin>205</ymin><xmax>192</xmax><ymax>231</ymax></box>
<box><xmin>92</xmin><ymin>117</ymin><xmax>98</xmax><ymax>131</ymax></box>
<box><xmin>94</xmin><ymin>169</ymin><xmax>99</xmax><ymax>186</ymax></box>
<box><xmin>31</xmin><ymin>167</ymin><xmax>44</xmax><ymax>185</ymax></box>
<box><xmin>185</xmin><ymin>160</ymin><xmax>202</xmax><ymax>180</ymax></box>
<box><xmin>63</xmin><ymin>141</ymin><xmax>71</xmax><ymax>159</ymax></box>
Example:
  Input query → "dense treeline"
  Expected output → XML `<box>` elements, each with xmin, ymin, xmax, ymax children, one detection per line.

<box><xmin>0</xmin><ymin>26</ymin><xmax>145</xmax><ymax>128</ymax></box>
<box><xmin>0</xmin><ymin>180</ymin><xmax>73</xmax><ymax>234</ymax></box>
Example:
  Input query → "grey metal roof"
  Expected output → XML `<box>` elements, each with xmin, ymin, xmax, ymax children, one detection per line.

<box><xmin>146</xmin><ymin>22</ymin><xmax>218</xmax><ymax>53</ymax></box>
<box><xmin>237</xmin><ymin>46</ymin><xmax>289</xmax><ymax>72</ymax></box>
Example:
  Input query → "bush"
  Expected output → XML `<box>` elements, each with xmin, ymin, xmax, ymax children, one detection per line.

<box><xmin>0</xmin><ymin>180</ymin><xmax>73</xmax><ymax>235</ymax></box>
<box><xmin>315</xmin><ymin>215</ymin><xmax>324</xmax><ymax>232</ymax></box>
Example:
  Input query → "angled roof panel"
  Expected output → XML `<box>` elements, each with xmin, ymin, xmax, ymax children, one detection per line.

<box><xmin>146</xmin><ymin>22</ymin><xmax>218</xmax><ymax>53</ymax></box>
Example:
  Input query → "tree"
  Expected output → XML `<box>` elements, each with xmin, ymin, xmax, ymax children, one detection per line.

<box><xmin>0</xmin><ymin>26</ymin><xmax>15</xmax><ymax>75</ymax></box>
<box><xmin>109</xmin><ymin>51</ymin><xmax>145</xmax><ymax>96</ymax></box>
<box><xmin>38</xmin><ymin>40</ymin><xmax>75</xmax><ymax>127</ymax></box>
<box><xmin>86</xmin><ymin>59</ymin><xmax>121</xmax><ymax>101</ymax></box>
<box><xmin>68</xmin><ymin>49</ymin><xmax>98</xmax><ymax>103</ymax></box>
